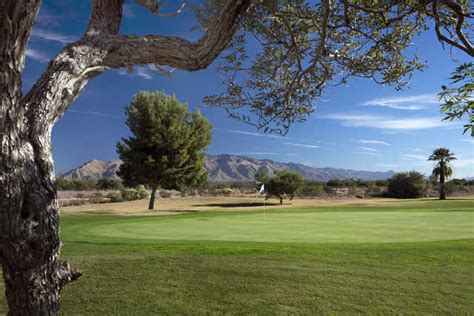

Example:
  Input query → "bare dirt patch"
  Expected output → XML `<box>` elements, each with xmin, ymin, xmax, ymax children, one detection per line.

<box><xmin>60</xmin><ymin>196</ymin><xmax>447</xmax><ymax>215</ymax></box>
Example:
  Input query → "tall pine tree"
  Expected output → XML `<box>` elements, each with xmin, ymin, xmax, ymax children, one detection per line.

<box><xmin>117</xmin><ymin>91</ymin><xmax>212</xmax><ymax>209</ymax></box>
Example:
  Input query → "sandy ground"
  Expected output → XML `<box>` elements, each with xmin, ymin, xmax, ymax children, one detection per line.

<box><xmin>60</xmin><ymin>195</ymin><xmax>465</xmax><ymax>215</ymax></box>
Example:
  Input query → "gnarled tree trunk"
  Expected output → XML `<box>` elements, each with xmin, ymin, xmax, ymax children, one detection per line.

<box><xmin>0</xmin><ymin>1</ymin><xmax>75</xmax><ymax>314</ymax></box>
<box><xmin>0</xmin><ymin>0</ymin><xmax>251</xmax><ymax>313</ymax></box>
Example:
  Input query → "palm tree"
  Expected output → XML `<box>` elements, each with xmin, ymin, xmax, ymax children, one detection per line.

<box><xmin>428</xmin><ymin>148</ymin><xmax>456</xmax><ymax>200</ymax></box>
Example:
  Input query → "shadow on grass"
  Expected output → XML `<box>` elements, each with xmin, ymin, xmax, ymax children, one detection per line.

<box><xmin>193</xmin><ymin>202</ymin><xmax>282</xmax><ymax>208</ymax></box>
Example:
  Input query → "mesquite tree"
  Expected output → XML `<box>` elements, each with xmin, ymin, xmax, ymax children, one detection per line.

<box><xmin>0</xmin><ymin>0</ymin><xmax>472</xmax><ymax>314</ymax></box>
<box><xmin>257</xmin><ymin>170</ymin><xmax>304</xmax><ymax>204</ymax></box>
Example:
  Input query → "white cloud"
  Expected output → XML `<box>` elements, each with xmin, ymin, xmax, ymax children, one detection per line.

<box><xmin>25</xmin><ymin>48</ymin><xmax>49</xmax><ymax>63</ymax></box>
<box><xmin>453</xmin><ymin>158</ymin><xmax>474</xmax><ymax>168</ymax></box>
<box><xmin>376</xmin><ymin>163</ymin><xmax>400</xmax><ymax>168</ymax></box>
<box><xmin>284</xmin><ymin>142</ymin><xmax>320</xmax><ymax>149</ymax></box>
<box><xmin>217</xmin><ymin>128</ymin><xmax>286</xmax><ymax>139</ymax></box>
<box><xmin>135</xmin><ymin>68</ymin><xmax>153</xmax><ymax>80</ymax></box>
<box><xmin>322</xmin><ymin>114</ymin><xmax>449</xmax><ymax>130</ymax></box>
<box><xmin>31</xmin><ymin>28</ymin><xmax>77</xmax><ymax>43</ymax></box>
<box><xmin>361</xmin><ymin>94</ymin><xmax>437</xmax><ymax>110</ymax></box>
<box><xmin>352</xmin><ymin>139</ymin><xmax>391</xmax><ymax>146</ymax></box>
<box><xmin>352</xmin><ymin>151</ymin><xmax>383</xmax><ymax>157</ymax></box>
<box><xmin>67</xmin><ymin>109</ymin><xmax>124</xmax><ymax>119</ymax></box>
<box><xmin>401</xmin><ymin>154</ymin><xmax>427</xmax><ymax>161</ymax></box>
<box><xmin>232</xmin><ymin>152</ymin><xmax>297</xmax><ymax>156</ymax></box>
<box><xmin>357</xmin><ymin>146</ymin><xmax>378</xmax><ymax>152</ymax></box>
<box><xmin>118</xmin><ymin>66</ymin><xmax>154</xmax><ymax>80</ymax></box>
<box><xmin>460</xmin><ymin>139</ymin><xmax>474</xmax><ymax>145</ymax></box>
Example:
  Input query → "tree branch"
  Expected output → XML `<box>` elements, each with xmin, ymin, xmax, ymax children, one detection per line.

<box><xmin>86</xmin><ymin>0</ymin><xmax>123</xmax><ymax>36</ymax></box>
<box><xmin>23</xmin><ymin>0</ymin><xmax>125</xmax><ymax>134</ymax></box>
<box><xmin>101</xmin><ymin>0</ymin><xmax>252</xmax><ymax>71</ymax></box>
<box><xmin>433</xmin><ymin>0</ymin><xmax>474</xmax><ymax>56</ymax></box>
<box><xmin>136</xmin><ymin>0</ymin><xmax>188</xmax><ymax>17</ymax></box>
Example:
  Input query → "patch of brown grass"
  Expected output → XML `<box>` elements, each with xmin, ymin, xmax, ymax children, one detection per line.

<box><xmin>60</xmin><ymin>195</ymin><xmax>459</xmax><ymax>216</ymax></box>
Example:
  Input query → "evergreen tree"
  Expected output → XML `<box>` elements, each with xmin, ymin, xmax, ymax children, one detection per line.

<box><xmin>117</xmin><ymin>91</ymin><xmax>212</xmax><ymax>210</ymax></box>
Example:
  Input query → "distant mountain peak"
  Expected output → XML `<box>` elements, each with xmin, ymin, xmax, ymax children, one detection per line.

<box><xmin>59</xmin><ymin>154</ymin><xmax>396</xmax><ymax>182</ymax></box>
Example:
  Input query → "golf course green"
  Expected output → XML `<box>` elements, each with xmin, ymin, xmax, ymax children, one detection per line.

<box><xmin>68</xmin><ymin>211</ymin><xmax>472</xmax><ymax>244</ymax></box>
<box><xmin>0</xmin><ymin>198</ymin><xmax>473</xmax><ymax>314</ymax></box>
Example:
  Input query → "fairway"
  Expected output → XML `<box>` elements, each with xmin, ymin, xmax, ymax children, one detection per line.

<box><xmin>1</xmin><ymin>197</ymin><xmax>473</xmax><ymax>314</ymax></box>
<box><xmin>69</xmin><ymin>211</ymin><xmax>473</xmax><ymax>243</ymax></box>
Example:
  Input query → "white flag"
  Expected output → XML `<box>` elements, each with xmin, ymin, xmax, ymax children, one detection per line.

<box><xmin>259</xmin><ymin>184</ymin><xmax>265</xmax><ymax>194</ymax></box>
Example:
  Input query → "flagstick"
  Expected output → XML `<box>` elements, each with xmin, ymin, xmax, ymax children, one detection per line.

<box><xmin>263</xmin><ymin>195</ymin><xmax>266</xmax><ymax>221</ymax></box>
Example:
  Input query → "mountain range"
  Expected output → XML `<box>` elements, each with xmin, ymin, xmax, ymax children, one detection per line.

<box><xmin>59</xmin><ymin>154</ymin><xmax>396</xmax><ymax>182</ymax></box>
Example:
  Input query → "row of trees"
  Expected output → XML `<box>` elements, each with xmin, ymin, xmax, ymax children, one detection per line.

<box><xmin>250</xmin><ymin>147</ymin><xmax>460</xmax><ymax>202</ymax></box>
<box><xmin>55</xmin><ymin>178</ymin><xmax>124</xmax><ymax>191</ymax></box>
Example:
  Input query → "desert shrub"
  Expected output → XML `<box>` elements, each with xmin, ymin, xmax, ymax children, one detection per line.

<box><xmin>444</xmin><ymin>181</ymin><xmax>469</xmax><ymax>195</ymax></box>
<box><xmin>55</xmin><ymin>178</ymin><xmax>73</xmax><ymax>190</ymax></box>
<box><xmin>75</xmin><ymin>193</ymin><xmax>86</xmax><ymax>199</ymax></box>
<box><xmin>88</xmin><ymin>192</ymin><xmax>107</xmax><ymax>204</ymax></box>
<box><xmin>72</xmin><ymin>179</ymin><xmax>97</xmax><ymax>191</ymax></box>
<box><xmin>230</xmin><ymin>181</ymin><xmax>255</xmax><ymax>189</ymax></box>
<box><xmin>136</xmin><ymin>185</ymin><xmax>149</xmax><ymax>199</ymax></box>
<box><xmin>327</xmin><ymin>179</ymin><xmax>343</xmax><ymax>188</ymax></box>
<box><xmin>324</xmin><ymin>185</ymin><xmax>335</xmax><ymax>195</ymax></box>
<box><xmin>387</xmin><ymin>171</ymin><xmax>427</xmax><ymax>198</ymax></box>
<box><xmin>97</xmin><ymin>178</ymin><xmax>123</xmax><ymax>190</ymax></box>
<box><xmin>120</xmin><ymin>188</ymin><xmax>140</xmax><ymax>201</ymax></box>
<box><xmin>120</xmin><ymin>185</ymin><xmax>149</xmax><ymax>201</ymax></box>
<box><xmin>219</xmin><ymin>188</ymin><xmax>233</xmax><ymax>196</ymax></box>
<box><xmin>367</xmin><ymin>184</ymin><xmax>382</xmax><ymax>196</ymax></box>
<box><xmin>160</xmin><ymin>190</ymin><xmax>172</xmax><ymax>198</ymax></box>
<box><xmin>215</xmin><ymin>183</ymin><xmax>230</xmax><ymax>189</ymax></box>
<box><xmin>55</xmin><ymin>178</ymin><xmax>96</xmax><ymax>190</ymax></box>
<box><xmin>108</xmin><ymin>193</ymin><xmax>123</xmax><ymax>203</ymax></box>
<box><xmin>348</xmin><ymin>185</ymin><xmax>358</xmax><ymax>196</ymax></box>
<box><xmin>375</xmin><ymin>179</ymin><xmax>389</xmax><ymax>187</ymax></box>
<box><xmin>299</xmin><ymin>181</ymin><xmax>326</xmax><ymax>196</ymax></box>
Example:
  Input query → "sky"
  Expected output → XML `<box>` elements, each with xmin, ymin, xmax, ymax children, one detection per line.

<box><xmin>23</xmin><ymin>1</ymin><xmax>473</xmax><ymax>178</ymax></box>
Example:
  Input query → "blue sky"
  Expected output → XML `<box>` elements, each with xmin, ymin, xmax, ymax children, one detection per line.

<box><xmin>24</xmin><ymin>1</ymin><xmax>473</xmax><ymax>178</ymax></box>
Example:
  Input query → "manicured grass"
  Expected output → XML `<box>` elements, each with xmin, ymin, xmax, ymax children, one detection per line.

<box><xmin>65</xmin><ymin>211</ymin><xmax>472</xmax><ymax>244</ymax></box>
<box><xmin>0</xmin><ymin>198</ymin><xmax>473</xmax><ymax>314</ymax></box>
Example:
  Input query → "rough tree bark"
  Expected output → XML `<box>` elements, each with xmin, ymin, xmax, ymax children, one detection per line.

<box><xmin>0</xmin><ymin>0</ymin><xmax>251</xmax><ymax>314</ymax></box>
<box><xmin>439</xmin><ymin>171</ymin><xmax>446</xmax><ymax>200</ymax></box>
<box><xmin>149</xmin><ymin>183</ymin><xmax>158</xmax><ymax>210</ymax></box>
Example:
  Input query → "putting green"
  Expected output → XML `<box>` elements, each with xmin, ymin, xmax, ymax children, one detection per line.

<box><xmin>70</xmin><ymin>211</ymin><xmax>474</xmax><ymax>243</ymax></box>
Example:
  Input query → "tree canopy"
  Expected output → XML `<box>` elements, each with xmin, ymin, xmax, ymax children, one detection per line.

<box><xmin>117</xmin><ymin>91</ymin><xmax>212</xmax><ymax>209</ymax></box>
<box><xmin>438</xmin><ymin>62</ymin><xmax>474</xmax><ymax>136</ymax></box>
<box><xmin>256</xmin><ymin>169</ymin><xmax>304</xmax><ymax>204</ymax></box>
<box><xmin>202</xmin><ymin>0</ymin><xmax>473</xmax><ymax>134</ymax></box>
<box><xmin>387</xmin><ymin>171</ymin><xmax>428</xmax><ymax>199</ymax></box>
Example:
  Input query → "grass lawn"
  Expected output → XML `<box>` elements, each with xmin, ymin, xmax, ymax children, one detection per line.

<box><xmin>0</xmin><ymin>197</ymin><xmax>473</xmax><ymax>314</ymax></box>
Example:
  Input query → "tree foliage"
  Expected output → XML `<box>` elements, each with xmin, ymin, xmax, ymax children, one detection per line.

<box><xmin>117</xmin><ymin>91</ymin><xmax>212</xmax><ymax>208</ymax></box>
<box><xmin>202</xmin><ymin>0</ymin><xmax>473</xmax><ymax>133</ymax></box>
<box><xmin>428</xmin><ymin>147</ymin><xmax>456</xmax><ymax>199</ymax></box>
<box><xmin>97</xmin><ymin>178</ymin><xmax>124</xmax><ymax>190</ymax></box>
<box><xmin>438</xmin><ymin>62</ymin><xmax>474</xmax><ymax>136</ymax></box>
<box><xmin>256</xmin><ymin>169</ymin><xmax>304</xmax><ymax>203</ymax></box>
<box><xmin>387</xmin><ymin>171</ymin><xmax>428</xmax><ymax>199</ymax></box>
